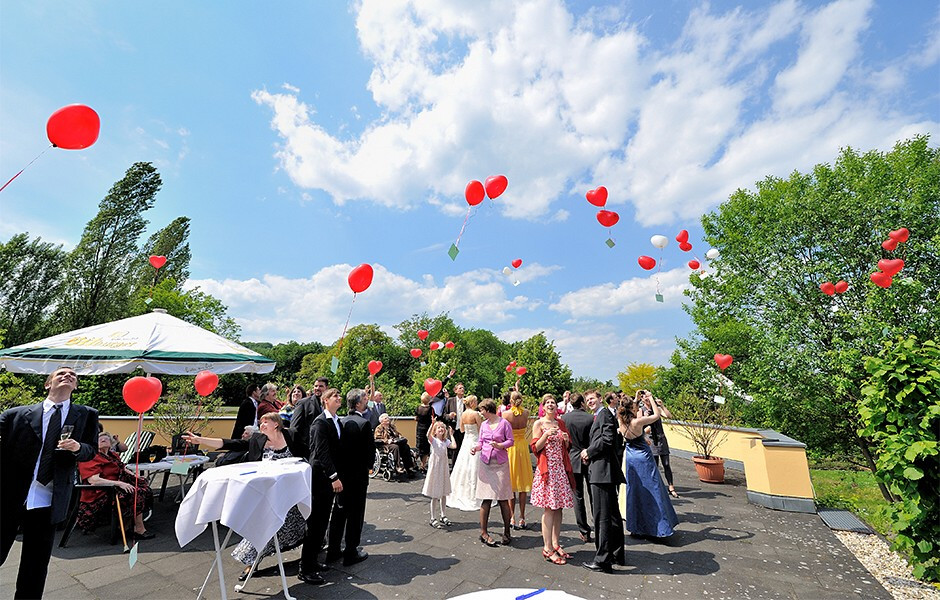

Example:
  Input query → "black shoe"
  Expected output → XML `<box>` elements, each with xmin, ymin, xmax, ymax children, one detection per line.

<box><xmin>325</xmin><ymin>552</ymin><xmax>342</xmax><ymax>563</ymax></box>
<box><xmin>582</xmin><ymin>561</ymin><xmax>612</xmax><ymax>573</ymax></box>
<box><xmin>342</xmin><ymin>549</ymin><xmax>368</xmax><ymax>566</ymax></box>
<box><xmin>298</xmin><ymin>572</ymin><xmax>325</xmax><ymax>585</ymax></box>
<box><xmin>134</xmin><ymin>531</ymin><xmax>156</xmax><ymax>540</ymax></box>
<box><xmin>615</xmin><ymin>556</ymin><xmax>627</xmax><ymax>567</ymax></box>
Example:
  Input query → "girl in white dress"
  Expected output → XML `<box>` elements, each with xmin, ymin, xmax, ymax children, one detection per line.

<box><xmin>447</xmin><ymin>396</ymin><xmax>483</xmax><ymax>511</ymax></box>
<box><xmin>422</xmin><ymin>420</ymin><xmax>456</xmax><ymax>528</ymax></box>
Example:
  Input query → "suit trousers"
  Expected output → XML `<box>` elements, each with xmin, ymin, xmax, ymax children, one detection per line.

<box><xmin>572</xmin><ymin>471</ymin><xmax>594</xmax><ymax>536</ymax></box>
<box><xmin>591</xmin><ymin>482</ymin><xmax>624</xmax><ymax>567</ymax></box>
<box><xmin>300</xmin><ymin>478</ymin><xmax>334</xmax><ymax>575</ymax></box>
<box><xmin>1</xmin><ymin>505</ymin><xmax>56</xmax><ymax>599</ymax></box>
<box><xmin>327</xmin><ymin>480</ymin><xmax>367</xmax><ymax>557</ymax></box>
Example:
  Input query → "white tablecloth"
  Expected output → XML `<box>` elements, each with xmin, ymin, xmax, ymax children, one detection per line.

<box><xmin>175</xmin><ymin>458</ymin><xmax>312</xmax><ymax>550</ymax></box>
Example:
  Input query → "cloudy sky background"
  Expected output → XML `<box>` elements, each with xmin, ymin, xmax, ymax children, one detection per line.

<box><xmin>2</xmin><ymin>0</ymin><xmax>937</xmax><ymax>380</ymax></box>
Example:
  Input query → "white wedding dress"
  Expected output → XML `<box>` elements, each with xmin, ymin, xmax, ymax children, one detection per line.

<box><xmin>447</xmin><ymin>423</ymin><xmax>482</xmax><ymax>511</ymax></box>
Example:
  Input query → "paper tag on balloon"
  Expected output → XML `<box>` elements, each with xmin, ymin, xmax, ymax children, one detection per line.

<box><xmin>448</xmin><ymin>244</ymin><xmax>460</xmax><ymax>261</ymax></box>
<box><xmin>129</xmin><ymin>542</ymin><xmax>139</xmax><ymax>568</ymax></box>
<box><xmin>513</xmin><ymin>280</ymin><xmax>520</xmax><ymax>286</ymax></box>
<box><xmin>330</xmin><ymin>356</ymin><xmax>339</xmax><ymax>373</ymax></box>
<box><xmin>170</xmin><ymin>461</ymin><xmax>190</xmax><ymax>475</ymax></box>
<box><xmin>606</xmin><ymin>238</ymin><xmax>615</xmax><ymax>248</ymax></box>
<box><xmin>713</xmin><ymin>395</ymin><xmax>726</xmax><ymax>405</ymax></box>
<box><xmin>655</xmin><ymin>294</ymin><xmax>664</xmax><ymax>303</ymax></box>
<box><xmin>144</xmin><ymin>297</ymin><xmax>152</xmax><ymax>305</ymax></box>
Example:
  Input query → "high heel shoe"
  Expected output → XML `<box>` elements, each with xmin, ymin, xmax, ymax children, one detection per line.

<box><xmin>554</xmin><ymin>545</ymin><xmax>571</xmax><ymax>559</ymax></box>
<box><xmin>480</xmin><ymin>534</ymin><xmax>499</xmax><ymax>548</ymax></box>
<box><xmin>542</xmin><ymin>548</ymin><xmax>554</xmax><ymax>561</ymax></box>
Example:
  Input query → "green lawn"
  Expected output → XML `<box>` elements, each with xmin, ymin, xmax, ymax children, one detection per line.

<box><xmin>811</xmin><ymin>468</ymin><xmax>894</xmax><ymax>538</ymax></box>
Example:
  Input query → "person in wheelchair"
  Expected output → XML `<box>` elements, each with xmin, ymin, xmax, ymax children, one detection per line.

<box><xmin>374</xmin><ymin>413</ymin><xmax>415</xmax><ymax>476</ymax></box>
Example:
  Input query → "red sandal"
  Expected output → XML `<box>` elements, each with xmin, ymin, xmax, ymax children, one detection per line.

<box><xmin>554</xmin><ymin>545</ymin><xmax>571</xmax><ymax>559</ymax></box>
<box><xmin>547</xmin><ymin>550</ymin><xmax>566</xmax><ymax>565</ymax></box>
<box><xmin>542</xmin><ymin>549</ymin><xmax>553</xmax><ymax>561</ymax></box>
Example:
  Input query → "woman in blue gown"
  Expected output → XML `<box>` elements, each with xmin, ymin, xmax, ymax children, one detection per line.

<box><xmin>618</xmin><ymin>391</ymin><xmax>679</xmax><ymax>538</ymax></box>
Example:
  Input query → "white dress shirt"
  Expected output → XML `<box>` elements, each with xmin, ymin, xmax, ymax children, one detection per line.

<box><xmin>26</xmin><ymin>398</ymin><xmax>71</xmax><ymax>509</ymax></box>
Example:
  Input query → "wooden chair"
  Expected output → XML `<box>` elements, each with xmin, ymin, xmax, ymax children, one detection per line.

<box><xmin>59</xmin><ymin>484</ymin><xmax>121</xmax><ymax>547</ymax></box>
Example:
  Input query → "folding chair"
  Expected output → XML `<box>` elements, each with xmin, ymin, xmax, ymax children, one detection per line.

<box><xmin>120</xmin><ymin>430</ymin><xmax>156</xmax><ymax>464</ymax></box>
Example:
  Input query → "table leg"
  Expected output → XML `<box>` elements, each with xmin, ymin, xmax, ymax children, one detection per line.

<box><xmin>158</xmin><ymin>470</ymin><xmax>170</xmax><ymax>502</ymax></box>
<box><xmin>196</xmin><ymin>522</ymin><xmax>233</xmax><ymax>600</ymax></box>
<box><xmin>273</xmin><ymin>534</ymin><xmax>296</xmax><ymax>600</ymax></box>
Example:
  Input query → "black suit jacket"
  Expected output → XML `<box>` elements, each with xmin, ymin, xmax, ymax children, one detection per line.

<box><xmin>309</xmin><ymin>412</ymin><xmax>342</xmax><ymax>483</ymax></box>
<box><xmin>364</xmin><ymin>402</ymin><xmax>387</xmax><ymax>429</ymax></box>
<box><xmin>288</xmin><ymin>395</ymin><xmax>322</xmax><ymax>453</ymax></box>
<box><xmin>561</xmin><ymin>408</ymin><xmax>594</xmax><ymax>475</ymax></box>
<box><xmin>231</xmin><ymin>399</ymin><xmax>257</xmax><ymax>439</ymax></box>
<box><xmin>220</xmin><ymin>430</ymin><xmax>296</xmax><ymax>462</ymax></box>
<box><xmin>0</xmin><ymin>401</ymin><xmax>98</xmax><ymax>524</ymax></box>
<box><xmin>339</xmin><ymin>412</ymin><xmax>375</xmax><ymax>487</ymax></box>
<box><xmin>585</xmin><ymin>406</ymin><xmax>624</xmax><ymax>485</ymax></box>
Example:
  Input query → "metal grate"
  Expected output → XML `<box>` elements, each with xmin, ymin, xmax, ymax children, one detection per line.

<box><xmin>818</xmin><ymin>508</ymin><xmax>873</xmax><ymax>533</ymax></box>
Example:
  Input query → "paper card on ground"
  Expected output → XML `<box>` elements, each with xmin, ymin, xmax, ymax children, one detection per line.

<box><xmin>128</xmin><ymin>542</ymin><xmax>138</xmax><ymax>568</ymax></box>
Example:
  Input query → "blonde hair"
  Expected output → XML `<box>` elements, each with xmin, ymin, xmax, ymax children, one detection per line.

<box><xmin>420</xmin><ymin>392</ymin><xmax>431</xmax><ymax>403</ymax></box>
<box><xmin>465</xmin><ymin>395</ymin><xmax>478</xmax><ymax>409</ymax></box>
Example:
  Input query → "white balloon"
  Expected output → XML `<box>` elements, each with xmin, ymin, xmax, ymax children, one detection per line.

<box><xmin>650</xmin><ymin>235</ymin><xmax>669</xmax><ymax>249</ymax></box>
<box><xmin>502</xmin><ymin>266</ymin><xmax>512</xmax><ymax>276</ymax></box>
<box><xmin>706</xmin><ymin>248</ymin><xmax>720</xmax><ymax>259</ymax></box>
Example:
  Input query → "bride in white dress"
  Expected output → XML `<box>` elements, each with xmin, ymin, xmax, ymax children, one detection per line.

<box><xmin>447</xmin><ymin>395</ymin><xmax>483</xmax><ymax>511</ymax></box>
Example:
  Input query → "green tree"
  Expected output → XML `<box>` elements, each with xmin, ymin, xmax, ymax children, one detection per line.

<box><xmin>0</xmin><ymin>233</ymin><xmax>67</xmax><ymax>346</ymax></box>
<box><xmin>242</xmin><ymin>340</ymin><xmax>326</xmax><ymax>387</ymax></box>
<box><xmin>129</xmin><ymin>279</ymin><xmax>241</xmax><ymax>340</ymax></box>
<box><xmin>504</xmin><ymin>332</ymin><xmax>572</xmax><ymax>401</ymax></box>
<box><xmin>57</xmin><ymin>162</ymin><xmax>163</xmax><ymax>330</ymax></box>
<box><xmin>570</xmin><ymin>375</ymin><xmax>615</xmax><ymax>393</ymax></box>
<box><xmin>135</xmin><ymin>216</ymin><xmax>191</xmax><ymax>291</ymax></box>
<box><xmin>617</xmin><ymin>362</ymin><xmax>661</xmax><ymax>397</ymax></box>
<box><xmin>0</xmin><ymin>331</ymin><xmax>44</xmax><ymax>411</ymax></box>
<box><xmin>859</xmin><ymin>337</ymin><xmax>939</xmax><ymax>581</ymax></box>
<box><xmin>663</xmin><ymin>137</ymin><xmax>940</xmax><ymax>468</ymax></box>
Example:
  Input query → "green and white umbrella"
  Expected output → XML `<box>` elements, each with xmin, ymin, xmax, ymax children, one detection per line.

<box><xmin>0</xmin><ymin>309</ymin><xmax>275</xmax><ymax>375</ymax></box>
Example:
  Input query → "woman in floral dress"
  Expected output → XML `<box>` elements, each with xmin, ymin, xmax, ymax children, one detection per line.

<box><xmin>530</xmin><ymin>394</ymin><xmax>575</xmax><ymax>565</ymax></box>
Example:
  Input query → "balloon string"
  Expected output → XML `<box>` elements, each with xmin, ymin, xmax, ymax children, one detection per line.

<box><xmin>132</xmin><ymin>412</ymin><xmax>144</xmax><ymax>527</ymax></box>
<box><xmin>454</xmin><ymin>207</ymin><xmax>474</xmax><ymax>248</ymax></box>
<box><xmin>335</xmin><ymin>293</ymin><xmax>357</xmax><ymax>355</ymax></box>
<box><xmin>0</xmin><ymin>145</ymin><xmax>51</xmax><ymax>193</ymax></box>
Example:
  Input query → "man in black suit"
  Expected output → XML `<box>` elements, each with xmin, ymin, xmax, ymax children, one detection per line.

<box><xmin>580</xmin><ymin>390</ymin><xmax>625</xmax><ymax>573</ymax></box>
<box><xmin>444</xmin><ymin>382</ymin><xmax>467</xmax><ymax>455</ymax></box>
<box><xmin>326</xmin><ymin>388</ymin><xmax>374</xmax><ymax>566</ymax></box>
<box><xmin>289</xmin><ymin>377</ymin><xmax>327</xmax><ymax>454</ymax></box>
<box><xmin>561</xmin><ymin>392</ymin><xmax>595</xmax><ymax>543</ymax></box>
<box><xmin>297</xmin><ymin>387</ymin><xmax>344</xmax><ymax>586</ymax></box>
<box><xmin>606</xmin><ymin>391</ymin><xmax>625</xmax><ymax>468</ymax></box>
<box><xmin>231</xmin><ymin>383</ymin><xmax>261</xmax><ymax>439</ymax></box>
<box><xmin>1</xmin><ymin>366</ymin><xmax>98</xmax><ymax>599</ymax></box>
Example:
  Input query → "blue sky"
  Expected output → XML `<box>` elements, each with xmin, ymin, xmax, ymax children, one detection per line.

<box><xmin>2</xmin><ymin>0</ymin><xmax>938</xmax><ymax>381</ymax></box>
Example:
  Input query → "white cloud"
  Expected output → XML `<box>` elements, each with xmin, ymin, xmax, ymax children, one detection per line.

<box><xmin>253</xmin><ymin>0</ymin><xmax>938</xmax><ymax>226</ymax></box>
<box><xmin>550</xmin><ymin>267</ymin><xmax>694</xmax><ymax>318</ymax></box>
<box><xmin>185</xmin><ymin>262</ymin><xmax>558</xmax><ymax>344</ymax></box>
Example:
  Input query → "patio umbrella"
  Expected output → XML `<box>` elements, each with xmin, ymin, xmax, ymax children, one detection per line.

<box><xmin>0</xmin><ymin>309</ymin><xmax>275</xmax><ymax>375</ymax></box>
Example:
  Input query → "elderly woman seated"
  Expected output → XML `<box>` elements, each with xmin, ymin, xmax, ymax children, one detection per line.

<box><xmin>77</xmin><ymin>430</ymin><xmax>155</xmax><ymax>540</ymax></box>
<box><xmin>374</xmin><ymin>413</ymin><xmax>415</xmax><ymax>475</ymax></box>
<box><xmin>182</xmin><ymin>413</ymin><xmax>306</xmax><ymax>581</ymax></box>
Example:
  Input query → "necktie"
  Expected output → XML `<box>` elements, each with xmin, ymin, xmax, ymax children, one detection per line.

<box><xmin>37</xmin><ymin>404</ymin><xmax>63</xmax><ymax>485</ymax></box>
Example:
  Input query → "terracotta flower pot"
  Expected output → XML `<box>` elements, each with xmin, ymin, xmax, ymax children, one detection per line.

<box><xmin>692</xmin><ymin>455</ymin><xmax>725</xmax><ymax>483</ymax></box>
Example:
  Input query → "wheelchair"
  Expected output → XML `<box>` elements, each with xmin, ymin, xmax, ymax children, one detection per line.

<box><xmin>371</xmin><ymin>440</ymin><xmax>420</xmax><ymax>481</ymax></box>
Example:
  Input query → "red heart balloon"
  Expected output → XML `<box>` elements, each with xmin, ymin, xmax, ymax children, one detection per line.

<box><xmin>410</xmin><ymin>348</ymin><xmax>422</xmax><ymax>358</ymax></box>
<box><xmin>511</xmin><ymin>259</ymin><xmax>522</xmax><ymax>269</ymax></box>
<box><xmin>347</xmin><ymin>263</ymin><xmax>374</xmax><ymax>294</ymax></box>
<box><xmin>596</xmin><ymin>210</ymin><xmax>619</xmax><ymax>228</ymax></box>
<box><xmin>585</xmin><ymin>186</ymin><xmax>608</xmax><ymax>207</ymax></box>
<box><xmin>834</xmin><ymin>280</ymin><xmax>849</xmax><ymax>294</ymax></box>
<box><xmin>714</xmin><ymin>354</ymin><xmax>733</xmax><ymax>371</ymax></box>
<box><xmin>676</xmin><ymin>229</ymin><xmax>689</xmax><ymax>243</ymax></box>
<box><xmin>881</xmin><ymin>238</ymin><xmax>898</xmax><ymax>251</ymax></box>
<box><xmin>819</xmin><ymin>282</ymin><xmax>836</xmax><ymax>296</ymax></box>
<box><xmin>505</xmin><ymin>365</ymin><xmax>513</xmax><ymax>372</ymax></box>
<box><xmin>515</xmin><ymin>366</ymin><xmax>527</xmax><ymax>376</ymax></box>
<box><xmin>47</xmin><ymin>104</ymin><xmax>100</xmax><ymax>150</ymax></box>
<box><xmin>878</xmin><ymin>258</ymin><xmax>904</xmax><ymax>277</ymax></box>
<box><xmin>149</xmin><ymin>255</ymin><xmax>167</xmax><ymax>269</ymax></box>
<box><xmin>444</xmin><ymin>341</ymin><xmax>455</xmax><ymax>349</ymax></box>
<box><xmin>679</xmin><ymin>242</ymin><xmax>693</xmax><ymax>252</ymax></box>
<box><xmin>194</xmin><ymin>370</ymin><xmax>219</xmax><ymax>396</ymax></box>
<box><xmin>368</xmin><ymin>360</ymin><xmax>383</xmax><ymax>375</ymax></box>
<box><xmin>484</xmin><ymin>175</ymin><xmax>508</xmax><ymax>199</ymax></box>
<box><xmin>417</xmin><ymin>330</ymin><xmax>429</xmax><ymax>341</ymax></box>
<box><xmin>888</xmin><ymin>227</ymin><xmax>909</xmax><ymax>243</ymax></box>
<box><xmin>509</xmin><ymin>360</ymin><xmax>516</xmax><ymax>367</ymax></box>
<box><xmin>424</xmin><ymin>378</ymin><xmax>442</xmax><ymax>397</ymax></box>
<box><xmin>688</xmin><ymin>260</ymin><xmax>701</xmax><ymax>270</ymax></box>
<box><xmin>430</xmin><ymin>341</ymin><xmax>441</xmax><ymax>351</ymax></box>
<box><xmin>123</xmin><ymin>376</ymin><xmax>161</xmax><ymax>413</ymax></box>
<box><xmin>465</xmin><ymin>180</ymin><xmax>485</xmax><ymax>206</ymax></box>
<box><xmin>638</xmin><ymin>256</ymin><xmax>656</xmax><ymax>270</ymax></box>
<box><xmin>870</xmin><ymin>271</ymin><xmax>893</xmax><ymax>288</ymax></box>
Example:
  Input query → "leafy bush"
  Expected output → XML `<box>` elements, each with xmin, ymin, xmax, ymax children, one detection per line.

<box><xmin>859</xmin><ymin>336</ymin><xmax>940</xmax><ymax>582</ymax></box>
<box><xmin>669</xmin><ymin>389</ymin><xmax>733</xmax><ymax>459</ymax></box>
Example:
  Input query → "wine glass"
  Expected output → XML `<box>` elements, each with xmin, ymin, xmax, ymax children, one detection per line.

<box><xmin>59</xmin><ymin>425</ymin><xmax>74</xmax><ymax>442</ymax></box>
<box><xmin>149</xmin><ymin>454</ymin><xmax>157</xmax><ymax>463</ymax></box>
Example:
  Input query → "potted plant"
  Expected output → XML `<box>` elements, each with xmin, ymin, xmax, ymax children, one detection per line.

<box><xmin>150</xmin><ymin>378</ymin><xmax>222</xmax><ymax>454</ymax></box>
<box><xmin>670</xmin><ymin>391</ymin><xmax>732</xmax><ymax>483</ymax></box>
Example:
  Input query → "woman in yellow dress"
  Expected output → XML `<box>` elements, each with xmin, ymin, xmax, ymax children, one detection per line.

<box><xmin>503</xmin><ymin>390</ymin><xmax>533</xmax><ymax>529</ymax></box>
